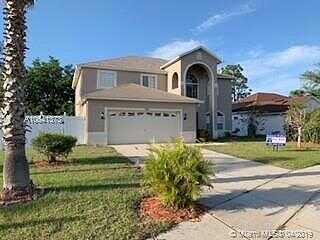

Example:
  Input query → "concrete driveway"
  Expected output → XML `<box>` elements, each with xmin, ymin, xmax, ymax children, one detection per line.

<box><xmin>113</xmin><ymin>144</ymin><xmax>320</xmax><ymax>240</ymax></box>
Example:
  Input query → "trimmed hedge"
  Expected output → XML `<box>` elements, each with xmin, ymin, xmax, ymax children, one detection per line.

<box><xmin>32</xmin><ymin>133</ymin><xmax>77</xmax><ymax>163</ymax></box>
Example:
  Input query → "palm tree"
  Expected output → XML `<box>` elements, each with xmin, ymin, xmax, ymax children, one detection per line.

<box><xmin>1</xmin><ymin>0</ymin><xmax>35</xmax><ymax>200</ymax></box>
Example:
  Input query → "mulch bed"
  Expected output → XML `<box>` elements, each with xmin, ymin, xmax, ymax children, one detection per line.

<box><xmin>0</xmin><ymin>183</ymin><xmax>46</xmax><ymax>207</ymax></box>
<box><xmin>139</xmin><ymin>197</ymin><xmax>206</xmax><ymax>224</ymax></box>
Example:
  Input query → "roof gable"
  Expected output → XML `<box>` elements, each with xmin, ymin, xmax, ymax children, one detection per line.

<box><xmin>161</xmin><ymin>46</ymin><xmax>222</xmax><ymax>69</ymax></box>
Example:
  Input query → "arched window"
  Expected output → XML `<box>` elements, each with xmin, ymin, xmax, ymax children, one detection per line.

<box><xmin>172</xmin><ymin>72</ymin><xmax>179</xmax><ymax>89</ymax></box>
<box><xmin>186</xmin><ymin>73</ymin><xmax>199</xmax><ymax>99</ymax></box>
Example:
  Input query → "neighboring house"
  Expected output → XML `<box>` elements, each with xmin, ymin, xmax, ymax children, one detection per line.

<box><xmin>232</xmin><ymin>93</ymin><xmax>320</xmax><ymax>137</ymax></box>
<box><xmin>72</xmin><ymin>46</ymin><xmax>233</xmax><ymax>145</ymax></box>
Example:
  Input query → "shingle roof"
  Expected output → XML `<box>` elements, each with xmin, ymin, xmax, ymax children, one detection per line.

<box><xmin>232</xmin><ymin>93</ymin><xmax>289</xmax><ymax>112</ymax></box>
<box><xmin>85</xmin><ymin>84</ymin><xmax>202</xmax><ymax>104</ymax></box>
<box><xmin>72</xmin><ymin>53</ymin><xmax>231</xmax><ymax>89</ymax></box>
<box><xmin>290</xmin><ymin>95</ymin><xmax>317</xmax><ymax>105</ymax></box>
<box><xmin>79</xmin><ymin>56</ymin><xmax>168</xmax><ymax>74</ymax></box>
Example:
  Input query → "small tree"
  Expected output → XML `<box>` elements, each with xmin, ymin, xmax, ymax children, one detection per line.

<box><xmin>246</xmin><ymin>111</ymin><xmax>267</xmax><ymax>137</ymax></box>
<box><xmin>289</xmin><ymin>89</ymin><xmax>307</xmax><ymax>97</ymax></box>
<box><xmin>301</xmin><ymin>63</ymin><xmax>320</xmax><ymax>99</ymax></box>
<box><xmin>221</xmin><ymin>64</ymin><xmax>252</xmax><ymax>102</ymax></box>
<box><xmin>286</xmin><ymin>101</ymin><xmax>307</xmax><ymax>148</ymax></box>
<box><xmin>304</xmin><ymin>109</ymin><xmax>320</xmax><ymax>144</ymax></box>
<box><xmin>25</xmin><ymin>57</ymin><xmax>75</xmax><ymax>115</ymax></box>
<box><xmin>32</xmin><ymin>133</ymin><xmax>77</xmax><ymax>163</ymax></box>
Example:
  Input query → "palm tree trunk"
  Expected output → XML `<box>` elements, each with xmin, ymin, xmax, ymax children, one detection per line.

<box><xmin>1</xmin><ymin>0</ymin><xmax>31</xmax><ymax>197</ymax></box>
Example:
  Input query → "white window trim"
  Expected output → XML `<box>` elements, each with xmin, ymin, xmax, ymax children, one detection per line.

<box><xmin>186</xmin><ymin>80</ymin><xmax>200</xmax><ymax>99</ymax></box>
<box><xmin>140</xmin><ymin>74</ymin><xmax>158</xmax><ymax>89</ymax></box>
<box><xmin>97</xmin><ymin>70</ymin><xmax>117</xmax><ymax>89</ymax></box>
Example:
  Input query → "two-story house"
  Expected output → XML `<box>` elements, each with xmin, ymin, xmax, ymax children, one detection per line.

<box><xmin>72</xmin><ymin>46</ymin><xmax>232</xmax><ymax>145</ymax></box>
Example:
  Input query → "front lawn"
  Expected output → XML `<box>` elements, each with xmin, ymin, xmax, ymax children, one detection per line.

<box><xmin>204</xmin><ymin>141</ymin><xmax>320</xmax><ymax>170</ymax></box>
<box><xmin>0</xmin><ymin>146</ymin><xmax>169</xmax><ymax>240</ymax></box>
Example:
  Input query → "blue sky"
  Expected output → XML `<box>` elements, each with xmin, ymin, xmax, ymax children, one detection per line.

<box><xmin>1</xmin><ymin>0</ymin><xmax>319</xmax><ymax>95</ymax></box>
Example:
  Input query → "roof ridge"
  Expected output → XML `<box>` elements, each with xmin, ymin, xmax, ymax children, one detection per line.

<box><xmin>78</xmin><ymin>55</ymin><xmax>168</xmax><ymax>66</ymax></box>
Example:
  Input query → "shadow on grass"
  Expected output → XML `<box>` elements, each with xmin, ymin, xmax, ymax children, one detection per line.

<box><xmin>283</xmin><ymin>148</ymin><xmax>320</xmax><ymax>152</ymax></box>
<box><xmin>0</xmin><ymin>216</ymin><xmax>82</xmax><ymax>230</ymax></box>
<box><xmin>31</xmin><ymin>165</ymin><xmax>139</xmax><ymax>176</ymax></box>
<box><xmin>51</xmin><ymin>182</ymin><xmax>140</xmax><ymax>193</ymax></box>
<box><xmin>70</xmin><ymin>156</ymin><xmax>129</xmax><ymax>165</ymax></box>
<box><xmin>213</xmin><ymin>136</ymin><xmax>265</xmax><ymax>143</ymax></box>
<box><xmin>253</xmin><ymin>156</ymin><xmax>320</xmax><ymax>169</ymax></box>
<box><xmin>253</xmin><ymin>156</ymin><xmax>294</xmax><ymax>164</ymax></box>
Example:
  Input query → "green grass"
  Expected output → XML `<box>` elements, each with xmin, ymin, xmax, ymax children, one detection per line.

<box><xmin>0</xmin><ymin>146</ymin><xmax>170</xmax><ymax>240</ymax></box>
<box><xmin>204</xmin><ymin>141</ymin><xmax>320</xmax><ymax>170</ymax></box>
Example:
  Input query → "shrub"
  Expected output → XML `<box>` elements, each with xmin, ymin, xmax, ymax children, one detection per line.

<box><xmin>198</xmin><ymin>129</ymin><xmax>209</xmax><ymax>142</ymax></box>
<box><xmin>304</xmin><ymin>109</ymin><xmax>320</xmax><ymax>144</ymax></box>
<box><xmin>32</xmin><ymin>133</ymin><xmax>77</xmax><ymax>163</ymax></box>
<box><xmin>144</xmin><ymin>138</ymin><xmax>213</xmax><ymax>209</ymax></box>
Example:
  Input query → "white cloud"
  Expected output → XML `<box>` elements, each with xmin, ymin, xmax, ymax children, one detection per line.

<box><xmin>194</xmin><ymin>4</ymin><xmax>256</xmax><ymax>34</ymax></box>
<box><xmin>238</xmin><ymin>45</ymin><xmax>320</xmax><ymax>94</ymax></box>
<box><xmin>149</xmin><ymin>39</ymin><xmax>203</xmax><ymax>60</ymax></box>
<box><xmin>240</xmin><ymin>45</ymin><xmax>320</xmax><ymax>79</ymax></box>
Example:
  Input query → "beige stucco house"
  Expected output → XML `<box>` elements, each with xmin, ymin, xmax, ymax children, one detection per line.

<box><xmin>72</xmin><ymin>46</ymin><xmax>233</xmax><ymax>145</ymax></box>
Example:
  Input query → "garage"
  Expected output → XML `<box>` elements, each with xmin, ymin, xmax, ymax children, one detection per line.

<box><xmin>107</xmin><ymin>109</ymin><xmax>181</xmax><ymax>144</ymax></box>
<box><xmin>84</xmin><ymin>84</ymin><xmax>201</xmax><ymax>145</ymax></box>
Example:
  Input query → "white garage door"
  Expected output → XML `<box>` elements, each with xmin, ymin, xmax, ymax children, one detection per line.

<box><xmin>108</xmin><ymin>110</ymin><xmax>181</xmax><ymax>144</ymax></box>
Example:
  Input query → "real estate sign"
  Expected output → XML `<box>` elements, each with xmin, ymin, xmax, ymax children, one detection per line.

<box><xmin>266</xmin><ymin>135</ymin><xmax>286</xmax><ymax>150</ymax></box>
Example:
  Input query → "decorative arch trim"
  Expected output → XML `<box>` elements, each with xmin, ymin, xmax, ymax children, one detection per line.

<box><xmin>182</xmin><ymin>61</ymin><xmax>217</xmax><ymax>138</ymax></box>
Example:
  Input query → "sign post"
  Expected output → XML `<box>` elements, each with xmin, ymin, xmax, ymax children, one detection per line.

<box><xmin>266</xmin><ymin>135</ymin><xmax>286</xmax><ymax>151</ymax></box>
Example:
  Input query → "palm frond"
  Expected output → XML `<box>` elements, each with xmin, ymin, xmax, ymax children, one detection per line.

<box><xmin>144</xmin><ymin>138</ymin><xmax>214</xmax><ymax>208</ymax></box>
<box><xmin>1</xmin><ymin>0</ymin><xmax>36</xmax><ymax>8</ymax></box>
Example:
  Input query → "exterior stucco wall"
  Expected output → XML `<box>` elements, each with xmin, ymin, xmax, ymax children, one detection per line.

<box><xmin>305</xmin><ymin>98</ymin><xmax>320</xmax><ymax>112</ymax></box>
<box><xmin>232</xmin><ymin>112</ymin><xmax>287</xmax><ymax>136</ymax></box>
<box><xmin>217</xmin><ymin>79</ymin><xmax>232</xmax><ymax>131</ymax></box>
<box><xmin>74</xmin><ymin>49</ymin><xmax>233</xmax><ymax>141</ymax></box>
<box><xmin>81</xmin><ymin>67</ymin><xmax>167</xmax><ymax>95</ymax></box>
<box><xmin>165</xmin><ymin>61</ymin><xmax>182</xmax><ymax>95</ymax></box>
<box><xmin>180</xmin><ymin>49</ymin><xmax>218</xmax><ymax>79</ymax></box>
<box><xmin>75</xmin><ymin>72</ymin><xmax>85</xmax><ymax>117</ymax></box>
<box><xmin>85</xmin><ymin>100</ymin><xmax>197</xmax><ymax>144</ymax></box>
<box><xmin>180</xmin><ymin>49</ymin><xmax>219</xmax><ymax>137</ymax></box>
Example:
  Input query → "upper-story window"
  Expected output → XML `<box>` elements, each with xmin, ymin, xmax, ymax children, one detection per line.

<box><xmin>97</xmin><ymin>70</ymin><xmax>117</xmax><ymax>89</ymax></box>
<box><xmin>217</xmin><ymin>111</ymin><xmax>225</xmax><ymax>130</ymax></box>
<box><xmin>186</xmin><ymin>73</ymin><xmax>199</xmax><ymax>99</ymax></box>
<box><xmin>172</xmin><ymin>72</ymin><xmax>179</xmax><ymax>89</ymax></box>
<box><xmin>141</xmin><ymin>74</ymin><xmax>157</xmax><ymax>88</ymax></box>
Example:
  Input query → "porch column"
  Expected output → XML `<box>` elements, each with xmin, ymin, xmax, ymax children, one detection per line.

<box><xmin>211</xmin><ymin>74</ymin><xmax>218</xmax><ymax>139</ymax></box>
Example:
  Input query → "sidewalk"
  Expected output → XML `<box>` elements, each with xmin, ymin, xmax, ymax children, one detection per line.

<box><xmin>113</xmin><ymin>144</ymin><xmax>320</xmax><ymax>240</ymax></box>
